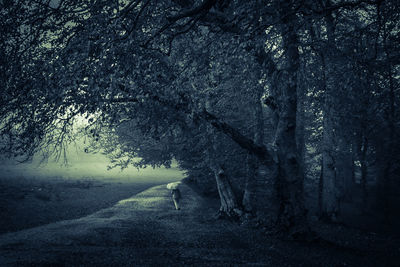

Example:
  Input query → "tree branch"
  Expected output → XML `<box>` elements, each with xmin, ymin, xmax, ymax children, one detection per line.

<box><xmin>200</xmin><ymin>110</ymin><xmax>274</xmax><ymax>164</ymax></box>
<box><xmin>109</xmin><ymin>92</ymin><xmax>274</xmax><ymax>165</ymax></box>
<box><xmin>166</xmin><ymin>0</ymin><xmax>217</xmax><ymax>22</ymax></box>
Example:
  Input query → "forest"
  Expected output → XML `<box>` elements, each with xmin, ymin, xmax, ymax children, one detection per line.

<box><xmin>0</xmin><ymin>0</ymin><xmax>399</xmax><ymax>255</ymax></box>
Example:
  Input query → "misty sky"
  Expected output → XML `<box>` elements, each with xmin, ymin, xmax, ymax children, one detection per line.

<box><xmin>0</xmin><ymin>137</ymin><xmax>183</xmax><ymax>181</ymax></box>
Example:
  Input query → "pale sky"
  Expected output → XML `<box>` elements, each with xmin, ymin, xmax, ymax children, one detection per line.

<box><xmin>0</xmin><ymin>138</ymin><xmax>183</xmax><ymax>181</ymax></box>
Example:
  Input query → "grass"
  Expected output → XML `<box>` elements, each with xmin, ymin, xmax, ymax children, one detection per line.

<box><xmin>0</xmin><ymin>161</ymin><xmax>399</xmax><ymax>266</ymax></box>
<box><xmin>0</xmin><ymin>161</ymin><xmax>183</xmax><ymax>234</ymax></box>
<box><xmin>1</xmin><ymin>182</ymin><xmax>399</xmax><ymax>266</ymax></box>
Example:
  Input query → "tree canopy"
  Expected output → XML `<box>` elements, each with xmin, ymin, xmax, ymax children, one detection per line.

<box><xmin>1</xmin><ymin>0</ymin><xmax>399</xmax><ymax>236</ymax></box>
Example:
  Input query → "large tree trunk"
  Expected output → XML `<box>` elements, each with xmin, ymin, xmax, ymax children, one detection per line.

<box><xmin>319</xmin><ymin>8</ymin><xmax>341</xmax><ymax>222</ymax></box>
<box><xmin>376</xmin><ymin>141</ymin><xmax>391</xmax><ymax>222</ymax></box>
<box><xmin>207</xmin><ymin>143</ymin><xmax>242</xmax><ymax>219</ymax></box>
<box><xmin>378</xmin><ymin>36</ymin><xmax>397</xmax><ymax>222</ymax></box>
<box><xmin>296</xmin><ymin>74</ymin><xmax>306</xmax><ymax>169</ymax></box>
<box><xmin>376</xmin><ymin>60</ymin><xmax>396</xmax><ymax>222</ymax></box>
<box><xmin>242</xmin><ymin>153</ymin><xmax>258</xmax><ymax>214</ymax></box>
<box><xmin>205</xmin><ymin>97</ymin><xmax>242</xmax><ymax>219</ymax></box>
<box><xmin>321</xmin><ymin>100</ymin><xmax>338</xmax><ymax>221</ymax></box>
<box><xmin>242</xmin><ymin>96</ymin><xmax>264</xmax><ymax>215</ymax></box>
<box><xmin>273</xmin><ymin>2</ymin><xmax>310</xmax><ymax>236</ymax></box>
<box><xmin>212</xmin><ymin>165</ymin><xmax>242</xmax><ymax>219</ymax></box>
<box><xmin>336</xmin><ymin>136</ymin><xmax>354</xmax><ymax>202</ymax></box>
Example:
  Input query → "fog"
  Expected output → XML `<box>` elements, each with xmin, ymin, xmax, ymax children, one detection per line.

<box><xmin>0</xmin><ymin>145</ymin><xmax>184</xmax><ymax>183</ymax></box>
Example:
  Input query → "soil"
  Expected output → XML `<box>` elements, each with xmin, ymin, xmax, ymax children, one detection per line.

<box><xmin>0</xmin><ymin>179</ymin><xmax>399</xmax><ymax>266</ymax></box>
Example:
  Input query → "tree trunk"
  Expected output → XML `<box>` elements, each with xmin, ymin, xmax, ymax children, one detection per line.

<box><xmin>319</xmin><ymin>49</ymin><xmax>338</xmax><ymax>221</ymax></box>
<box><xmin>336</xmin><ymin>136</ymin><xmax>354</xmax><ymax>202</ymax></box>
<box><xmin>242</xmin><ymin>153</ymin><xmax>258</xmax><ymax>214</ymax></box>
<box><xmin>318</xmin><ymin>162</ymin><xmax>324</xmax><ymax>217</ymax></box>
<box><xmin>242</xmin><ymin>97</ymin><xmax>264</xmax><ymax>215</ymax></box>
<box><xmin>360</xmin><ymin>136</ymin><xmax>368</xmax><ymax>212</ymax></box>
<box><xmin>205</xmin><ymin>97</ymin><xmax>242</xmax><ymax>219</ymax></box>
<box><xmin>273</xmin><ymin>3</ymin><xmax>310</xmax><ymax>236</ymax></box>
<box><xmin>378</xmin><ymin>37</ymin><xmax>396</xmax><ymax>221</ymax></box>
<box><xmin>213</xmin><ymin>165</ymin><xmax>242</xmax><ymax>219</ymax></box>
<box><xmin>318</xmin><ymin>7</ymin><xmax>342</xmax><ymax>220</ymax></box>
<box><xmin>321</xmin><ymin>102</ymin><xmax>338</xmax><ymax>221</ymax></box>
<box><xmin>296</xmin><ymin>74</ymin><xmax>306</xmax><ymax>169</ymax></box>
<box><xmin>310</xmin><ymin>2</ymin><xmax>346</xmax><ymax>222</ymax></box>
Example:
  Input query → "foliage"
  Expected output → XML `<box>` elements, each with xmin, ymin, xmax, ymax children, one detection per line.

<box><xmin>1</xmin><ymin>0</ymin><xmax>399</xmax><ymax>231</ymax></box>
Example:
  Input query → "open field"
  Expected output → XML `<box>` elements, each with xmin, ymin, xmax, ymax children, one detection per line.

<box><xmin>0</xmin><ymin>161</ymin><xmax>183</xmax><ymax>234</ymax></box>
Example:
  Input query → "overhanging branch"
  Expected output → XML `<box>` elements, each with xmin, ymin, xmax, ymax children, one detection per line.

<box><xmin>110</xmin><ymin>92</ymin><xmax>274</xmax><ymax>165</ymax></box>
<box><xmin>200</xmin><ymin>110</ymin><xmax>274</xmax><ymax>164</ymax></box>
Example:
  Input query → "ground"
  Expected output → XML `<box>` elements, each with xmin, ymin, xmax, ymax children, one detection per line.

<box><xmin>0</xmin><ymin>178</ymin><xmax>399</xmax><ymax>266</ymax></box>
<box><xmin>0</xmin><ymin>175</ymin><xmax>168</xmax><ymax>234</ymax></box>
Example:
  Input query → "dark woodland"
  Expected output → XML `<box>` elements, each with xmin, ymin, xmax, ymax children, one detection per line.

<box><xmin>0</xmin><ymin>0</ymin><xmax>399</xmax><ymax>266</ymax></box>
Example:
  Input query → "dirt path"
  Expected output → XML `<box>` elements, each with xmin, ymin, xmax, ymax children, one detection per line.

<box><xmin>0</xmin><ymin>184</ymin><xmax>398</xmax><ymax>266</ymax></box>
<box><xmin>0</xmin><ymin>178</ymin><xmax>166</xmax><ymax>235</ymax></box>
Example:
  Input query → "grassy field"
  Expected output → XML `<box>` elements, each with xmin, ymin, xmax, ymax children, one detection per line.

<box><xmin>0</xmin><ymin>158</ymin><xmax>183</xmax><ymax>234</ymax></box>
